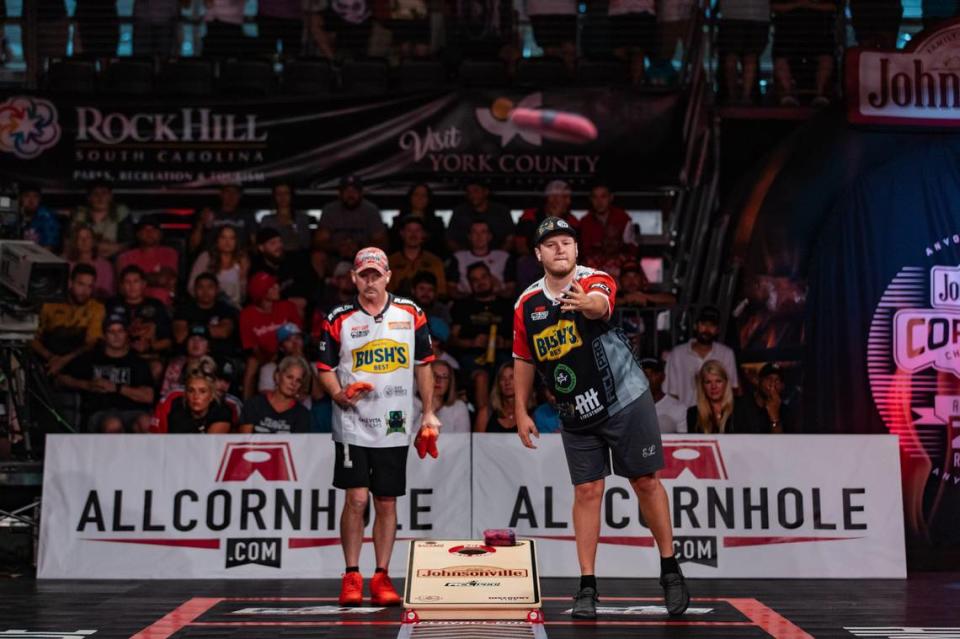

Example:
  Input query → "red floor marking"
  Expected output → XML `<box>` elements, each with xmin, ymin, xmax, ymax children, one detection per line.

<box><xmin>728</xmin><ymin>598</ymin><xmax>814</xmax><ymax>639</ymax></box>
<box><xmin>220</xmin><ymin>597</ymin><xmax>341</xmax><ymax>601</ymax></box>
<box><xmin>542</xmin><ymin>596</ymin><xmax>731</xmax><ymax>602</ymax></box>
<box><xmin>135</xmin><ymin>594</ymin><xmax>813</xmax><ymax>639</ymax></box>
<box><xmin>189</xmin><ymin>621</ymin><xmax>757</xmax><ymax>628</ymax></box>
<box><xmin>130</xmin><ymin>598</ymin><xmax>223</xmax><ymax>639</ymax></box>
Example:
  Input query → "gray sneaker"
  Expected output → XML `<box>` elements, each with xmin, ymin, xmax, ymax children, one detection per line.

<box><xmin>660</xmin><ymin>571</ymin><xmax>690</xmax><ymax>616</ymax></box>
<box><xmin>571</xmin><ymin>586</ymin><xmax>598</xmax><ymax>619</ymax></box>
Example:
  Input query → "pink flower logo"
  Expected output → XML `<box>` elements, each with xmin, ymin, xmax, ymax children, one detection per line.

<box><xmin>0</xmin><ymin>96</ymin><xmax>61</xmax><ymax>159</ymax></box>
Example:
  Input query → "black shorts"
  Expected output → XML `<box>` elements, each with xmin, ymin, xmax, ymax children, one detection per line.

<box><xmin>718</xmin><ymin>19</ymin><xmax>770</xmax><ymax>56</ymax></box>
<box><xmin>609</xmin><ymin>12</ymin><xmax>656</xmax><ymax>52</ymax></box>
<box><xmin>772</xmin><ymin>10</ymin><xmax>836</xmax><ymax>59</ymax></box>
<box><xmin>530</xmin><ymin>14</ymin><xmax>577</xmax><ymax>48</ymax></box>
<box><xmin>333</xmin><ymin>443</ymin><xmax>409</xmax><ymax>497</ymax></box>
<box><xmin>559</xmin><ymin>391</ymin><xmax>664</xmax><ymax>485</ymax></box>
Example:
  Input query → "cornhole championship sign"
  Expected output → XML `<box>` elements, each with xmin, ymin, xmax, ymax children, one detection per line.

<box><xmin>867</xmin><ymin>238</ymin><xmax>960</xmax><ymax>549</ymax></box>
<box><xmin>847</xmin><ymin>19</ymin><xmax>960</xmax><ymax>126</ymax></box>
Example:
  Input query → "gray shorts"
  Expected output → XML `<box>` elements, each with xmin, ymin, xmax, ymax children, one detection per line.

<box><xmin>560</xmin><ymin>391</ymin><xmax>664</xmax><ymax>485</ymax></box>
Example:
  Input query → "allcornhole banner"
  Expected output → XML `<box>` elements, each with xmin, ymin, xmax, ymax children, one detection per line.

<box><xmin>38</xmin><ymin>433</ymin><xmax>471</xmax><ymax>578</ymax></box>
<box><xmin>472</xmin><ymin>434</ymin><xmax>906</xmax><ymax>578</ymax></box>
<box><xmin>39</xmin><ymin>433</ymin><xmax>906</xmax><ymax>578</ymax></box>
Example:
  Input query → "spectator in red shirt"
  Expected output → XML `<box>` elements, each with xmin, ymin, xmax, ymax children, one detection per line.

<box><xmin>579</xmin><ymin>182</ymin><xmax>637</xmax><ymax>262</ymax></box>
<box><xmin>115</xmin><ymin>215</ymin><xmax>179</xmax><ymax>307</ymax></box>
<box><xmin>239</xmin><ymin>272</ymin><xmax>303</xmax><ymax>398</ymax></box>
<box><xmin>585</xmin><ymin>224</ymin><xmax>639</xmax><ymax>281</ymax></box>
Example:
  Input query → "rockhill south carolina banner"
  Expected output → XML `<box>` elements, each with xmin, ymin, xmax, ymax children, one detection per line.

<box><xmin>0</xmin><ymin>89</ymin><xmax>683</xmax><ymax>191</ymax></box>
<box><xmin>39</xmin><ymin>433</ymin><xmax>906</xmax><ymax>579</ymax></box>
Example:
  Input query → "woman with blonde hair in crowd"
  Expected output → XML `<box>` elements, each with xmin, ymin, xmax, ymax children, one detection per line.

<box><xmin>152</xmin><ymin>356</ymin><xmax>232</xmax><ymax>434</ymax></box>
<box><xmin>686</xmin><ymin>359</ymin><xmax>736</xmax><ymax>433</ymax></box>
<box><xmin>476</xmin><ymin>362</ymin><xmax>533</xmax><ymax>433</ymax></box>
<box><xmin>63</xmin><ymin>223</ymin><xmax>115</xmax><ymax>300</ymax></box>
<box><xmin>187</xmin><ymin>225</ymin><xmax>249</xmax><ymax>309</ymax></box>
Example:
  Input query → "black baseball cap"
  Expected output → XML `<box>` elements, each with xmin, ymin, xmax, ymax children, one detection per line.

<box><xmin>758</xmin><ymin>362</ymin><xmax>783</xmax><ymax>380</ymax></box>
<box><xmin>188</xmin><ymin>324</ymin><xmax>211</xmax><ymax>341</ymax></box>
<box><xmin>639</xmin><ymin>358</ymin><xmax>664</xmax><ymax>373</ymax></box>
<box><xmin>256</xmin><ymin>226</ymin><xmax>282</xmax><ymax>245</ymax></box>
<box><xmin>534</xmin><ymin>216</ymin><xmax>577</xmax><ymax>246</ymax></box>
<box><xmin>103</xmin><ymin>313</ymin><xmax>128</xmax><ymax>331</ymax></box>
<box><xmin>134</xmin><ymin>213</ymin><xmax>162</xmax><ymax>230</ymax></box>
<box><xmin>339</xmin><ymin>174</ymin><xmax>363</xmax><ymax>189</ymax></box>
<box><xmin>696</xmin><ymin>305</ymin><xmax>722</xmax><ymax>325</ymax></box>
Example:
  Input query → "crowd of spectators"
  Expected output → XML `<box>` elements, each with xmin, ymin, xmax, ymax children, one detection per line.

<box><xmin>10</xmin><ymin>173</ymin><xmax>801</xmax><ymax>447</ymax></box>
<box><xmin>18</xmin><ymin>1</ymin><xmax>960</xmax><ymax>105</ymax></box>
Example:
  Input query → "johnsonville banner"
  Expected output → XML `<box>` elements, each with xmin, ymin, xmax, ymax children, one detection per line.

<box><xmin>0</xmin><ymin>88</ymin><xmax>683</xmax><ymax>191</ymax></box>
<box><xmin>846</xmin><ymin>18</ymin><xmax>960</xmax><ymax>126</ymax></box>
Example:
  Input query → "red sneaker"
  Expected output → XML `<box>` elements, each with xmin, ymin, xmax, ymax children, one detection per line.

<box><xmin>370</xmin><ymin>571</ymin><xmax>402</xmax><ymax>606</ymax></box>
<box><xmin>338</xmin><ymin>571</ymin><xmax>364</xmax><ymax>606</ymax></box>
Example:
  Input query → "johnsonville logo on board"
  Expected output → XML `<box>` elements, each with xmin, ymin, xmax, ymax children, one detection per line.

<box><xmin>847</xmin><ymin>19</ymin><xmax>960</xmax><ymax>126</ymax></box>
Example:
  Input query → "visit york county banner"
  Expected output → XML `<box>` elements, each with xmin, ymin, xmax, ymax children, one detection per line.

<box><xmin>0</xmin><ymin>89</ymin><xmax>683</xmax><ymax>191</ymax></box>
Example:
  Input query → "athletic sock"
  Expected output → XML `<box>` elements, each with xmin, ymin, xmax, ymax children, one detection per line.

<box><xmin>580</xmin><ymin>575</ymin><xmax>597</xmax><ymax>591</ymax></box>
<box><xmin>660</xmin><ymin>555</ymin><xmax>680</xmax><ymax>575</ymax></box>
<box><xmin>375</xmin><ymin>567</ymin><xmax>387</xmax><ymax>574</ymax></box>
<box><xmin>345</xmin><ymin>566</ymin><xmax>360</xmax><ymax>573</ymax></box>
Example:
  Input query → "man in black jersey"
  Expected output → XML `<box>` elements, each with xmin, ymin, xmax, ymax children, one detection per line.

<box><xmin>513</xmin><ymin>217</ymin><xmax>690</xmax><ymax>619</ymax></box>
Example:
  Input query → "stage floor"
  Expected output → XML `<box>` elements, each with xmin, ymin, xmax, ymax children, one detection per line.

<box><xmin>1</xmin><ymin>575</ymin><xmax>958</xmax><ymax>639</ymax></box>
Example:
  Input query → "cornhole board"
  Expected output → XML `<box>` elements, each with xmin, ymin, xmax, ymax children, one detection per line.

<box><xmin>402</xmin><ymin>539</ymin><xmax>543</xmax><ymax>622</ymax></box>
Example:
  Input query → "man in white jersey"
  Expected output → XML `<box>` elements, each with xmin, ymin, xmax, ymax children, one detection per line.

<box><xmin>318</xmin><ymin>247</ymin><xmax>441</xmax><ymax>607</ymax></box>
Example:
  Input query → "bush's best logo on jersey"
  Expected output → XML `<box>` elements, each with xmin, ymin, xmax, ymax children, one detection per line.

<box><xmin>352</xmin><ymin>339</ymin><xmax>410</xmax><ymax>373</ymax></box>
<box><xmin>533</xmin><ymin>320</ymin><xmax>582</xmax><ymax>361</ymax></box>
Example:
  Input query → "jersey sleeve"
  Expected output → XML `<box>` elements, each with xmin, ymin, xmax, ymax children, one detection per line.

<box><xmin>581</xmin><ymin>271</ymin><xmax>617</xmax><ymax>318</ymax></box>
<box><xmin>316</xmin><ymin>314</ymin><xmax>342</xmax><ymax>371</ymax></box>
<box><xmin>512</xmin><ymin>300</ymin><xmax>533</xmax><ymax>361</ymax></box>
<box><xmin>413</xmin><ymin>305</ymin><xmax>435</xmax><ymax>364</ymax></box>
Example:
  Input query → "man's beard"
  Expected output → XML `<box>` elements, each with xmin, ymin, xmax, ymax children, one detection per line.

<box><xmin>544</xmin><ymin>261</ymin><xmax>575</xmax><ymax>278</ymax></box>
<box><xmin>695</xmin><ymin>331</ymin><xmax>715</xmax><ymax>345</ymax></box>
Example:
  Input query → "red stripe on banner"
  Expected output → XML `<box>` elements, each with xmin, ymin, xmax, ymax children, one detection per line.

<box><xmin>131</xmin><ymin>597</ymin><xmax>223</xmax><ymax>639</ymax></box>
<box><xmin>529</xmin><ymin>535</ymin><xmax>655</xmax><ymax>546</ymax></box>
<box><xmin>287</xmin><ymin>537</ymin><xmax>346</xmax><ymax>548</ymax></box>
<box><xmin>727</xmin><ymin>598</ymin><xmax>815</xmax><ymax>639</ymax></box>
<box><xmin>86</xmin><ymin>538</ymin><xmax>221</xmax><ymax>549</ymax></box>
<box><xmin>723</xmin><ymin>536</ymin><xmax>862</xmax><ymax>548</ymax></box>
<box><xmin>289</xmin><ymin>536</ymin><xmax>417</xmax><ymax>548</ymax></box>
